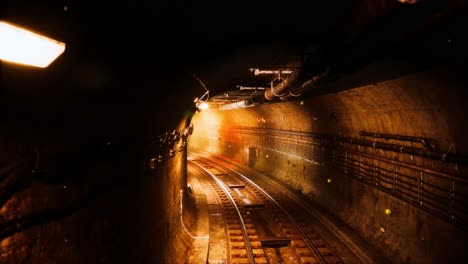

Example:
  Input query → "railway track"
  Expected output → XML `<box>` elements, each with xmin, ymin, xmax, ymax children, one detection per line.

<box><xmin>189</xmin><ymin>153</ymin><xmax>353</xmax><ymax>264</ymax></box>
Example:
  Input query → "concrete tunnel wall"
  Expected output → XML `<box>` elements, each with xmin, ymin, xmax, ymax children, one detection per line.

<box><xmin>0</xmin><ymin>116</ymin><xmax>195</xmax><ymax>263</ymax></box>
<box><xmin>151</xmin><ymin>118</ymin><xmax>197</xmax><ymax>264</ymax></box>
<box><xmin>188</xmin><ymin>65</ymin><xmax>468</xmax><ymax>263</ymax></box>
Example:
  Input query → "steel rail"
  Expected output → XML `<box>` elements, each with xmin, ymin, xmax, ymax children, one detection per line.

<box><xmin>189</xmin><ymin>160</ymin><xmax>256</xmax><ymax>264</ymax></box>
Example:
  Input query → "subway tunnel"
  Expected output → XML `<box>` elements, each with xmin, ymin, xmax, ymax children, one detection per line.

<box><xmin>0</xmin><ymin>0</ymin><xmax>467</xmax><ymax>263</ymax></box>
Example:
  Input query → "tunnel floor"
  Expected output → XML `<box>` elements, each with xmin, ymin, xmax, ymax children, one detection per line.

<box><xmin>184</xmin><ymin>152</ymin><xmax>391</xmax><ymax>264</ymax></box>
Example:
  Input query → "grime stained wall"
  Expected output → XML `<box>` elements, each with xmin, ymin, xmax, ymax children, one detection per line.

<box><xmin>0</xmin><ymin>141</ymin><xmax>152</xmax><ymax>264</ymax></box>
<box><xmin>136</xmin><ymin>115</ymin><xmax>199</xmax><ymax>264</ymax></box>
<box><xmin>0</xmin><ymin>118</ymin><xmax>195</xmax><ymax>264</ymax></box>
<box><xmin>189</xmin><ymin>66</ymin><xmax>468</xmax><ymax>263</ymax></box>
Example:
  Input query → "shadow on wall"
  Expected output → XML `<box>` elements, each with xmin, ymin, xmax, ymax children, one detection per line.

<box><xmin>248</xmin><ymin>147</ymin><xmax>257</xmax><ymax>167</ymax></box>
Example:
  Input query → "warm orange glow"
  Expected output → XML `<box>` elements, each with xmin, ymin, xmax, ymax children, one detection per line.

<box><xmin>188</xmin><ymin>111</ymin><xmax>223</xmax><ymax>154</ymax></box>
<box><xmin>0</xmin><ymin>21</ymin><xmax>66</xmax><ymax>68</ymax></box>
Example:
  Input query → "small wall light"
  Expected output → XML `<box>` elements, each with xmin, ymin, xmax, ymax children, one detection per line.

<box><xmin>385</xmin><ymin>208</ymin><xmax>392</xmax><ymax>215</ymax></box>
<box><xmin>196</xmin><ymin>102</ymin><xmax>209</xmax><ymax>110</ymax></box>
<box><xmin>327</xmin><ymin>178</ymin><xmax>332</xmax><ymax>183</ymax></box>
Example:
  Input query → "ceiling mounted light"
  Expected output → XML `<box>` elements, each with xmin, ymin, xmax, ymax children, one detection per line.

<box><xmin>0</xmin><ymin>21</ymin><xmax>66</xmax><ymax>68</ymax></box>
<box><xmin>196</xmin><ymin>102</ymin><xmax>209</xmax><ymax>110</ymax></box>
<box><xmin>192</xmin><ymin>73</ymin><xmax>210</xmax><ymax>111</ymax></box>
<box><xmin>236</xmin><ymin>85</ymin><xmax>267</xmax><ymax>91</ymax></box>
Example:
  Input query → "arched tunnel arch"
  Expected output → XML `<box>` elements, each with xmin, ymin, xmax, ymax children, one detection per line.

<box><xmin>188</xmin><ymin>65</ymin><xmax>468</xmax><ymax>263</ymax></box>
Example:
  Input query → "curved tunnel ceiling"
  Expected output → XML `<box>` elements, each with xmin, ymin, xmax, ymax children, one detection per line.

<box><xmin>0</xmin><ymin>0</ymin><xmax>466</xmax><ymax>142</ymax></box>
<box><xmin>201</xmin><ymin>0</ymin><xmax>467</xmax><ymax>109</ymax></box>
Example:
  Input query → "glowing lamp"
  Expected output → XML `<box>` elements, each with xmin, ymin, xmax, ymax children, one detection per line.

<box><xmin>0</xmin><ymin>21</ymin><xmax>66</xmax><ymax>68</ymax></box>
<box><xmin>327</xmin><ymin>178</ymin><xmax>332</xmax><ymax>183</ymax></box>
<box><xmin>197</xmin><ymin>102</ymin><xmax>209</xmax><ymax>110</ymax></box>
<box><xmin>385</xmin><ymin>208</ymin><xmax>392</xmax><ymax>215</ymax></box>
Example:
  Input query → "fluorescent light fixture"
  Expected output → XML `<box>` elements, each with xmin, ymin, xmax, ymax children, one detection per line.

<box><xmin>249</xmin><ymin>68</ymin><xmax>293</xmax><ymax>75</ymax></box>
<box><xmin>0</xmin><ymin>21</ymin><xmax>66</xmax><ymax>68</ymax></box>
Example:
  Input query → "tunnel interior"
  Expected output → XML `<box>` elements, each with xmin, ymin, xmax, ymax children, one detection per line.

<box><xmin>1</xmin><ymin>0</ymin><xmax>467</xmax><ymax>263</ymax></box>
<box><xmin>189</xmin><ymin>64</ymin><xmax>468</xmax><ymax>263</ymax></box>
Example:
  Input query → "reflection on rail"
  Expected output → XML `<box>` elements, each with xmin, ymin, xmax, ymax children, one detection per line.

<box><xmin>189</xmin><ymin>152</ymin><xmax>361</xmax><ymax>264</ymax></box>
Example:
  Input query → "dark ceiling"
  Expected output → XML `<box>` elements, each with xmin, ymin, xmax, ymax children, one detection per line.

<box><xmin>0</xmin><ymin>0</ymin><xmax>466</xmax><ymax>145</ymax></box>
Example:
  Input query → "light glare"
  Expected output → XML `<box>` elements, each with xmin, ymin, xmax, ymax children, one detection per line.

<box><xmin>0</xmin><ymin>21</ymin><xmax>66</xmax><ymax>68</ymax></box>
<box><xmin>198</xmin><ymin>102</ymin><xmax>209</xmax><ymax>110</ymax></box>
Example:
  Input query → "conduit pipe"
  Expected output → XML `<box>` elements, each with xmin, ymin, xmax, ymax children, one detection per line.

<box><xmin>214</xmin><ymin>0</ymin><xmax>462</xmax><ymax>111</ymax></box>
<box><xmin>359</xmin><ymin>131</ymin><xmax>434</xmax><ymax>150</ymax></box>
<box><xmin>264</xmin><ymin>67</ymin><xmax>304</xmax><ymax>100</ymax></box>
<box><xmin>218</xmin><ymin>99</ymin><xmax>254</xmax><ymax>111</ymax></box>
<box><xmin>216</xmin><ymin>65</ymin><xmax>330</xmax><ymax>111</ymax></box>
<box><xmin>335</xmin><ymin>136</ymin><xmax>468</xmax><ymax>164</ymax></box>
<box><xmin>218</xmin><ymin>90</ymin><xmax>267</xmax><ymax>110</ymax></box>
<box><xmin>219</xmin><ymin>66</ymin><xmax>325</xmax><ymax>108</ymax></box>
<box><xmin>224</xmin><ymin>126</ymin><xmax>467</xmax><ymax>164</ymax></box>
<box><xmin>279</xmin><ymin>67</ymin><xmax>330</xmax><ymax>100</ymax></box>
